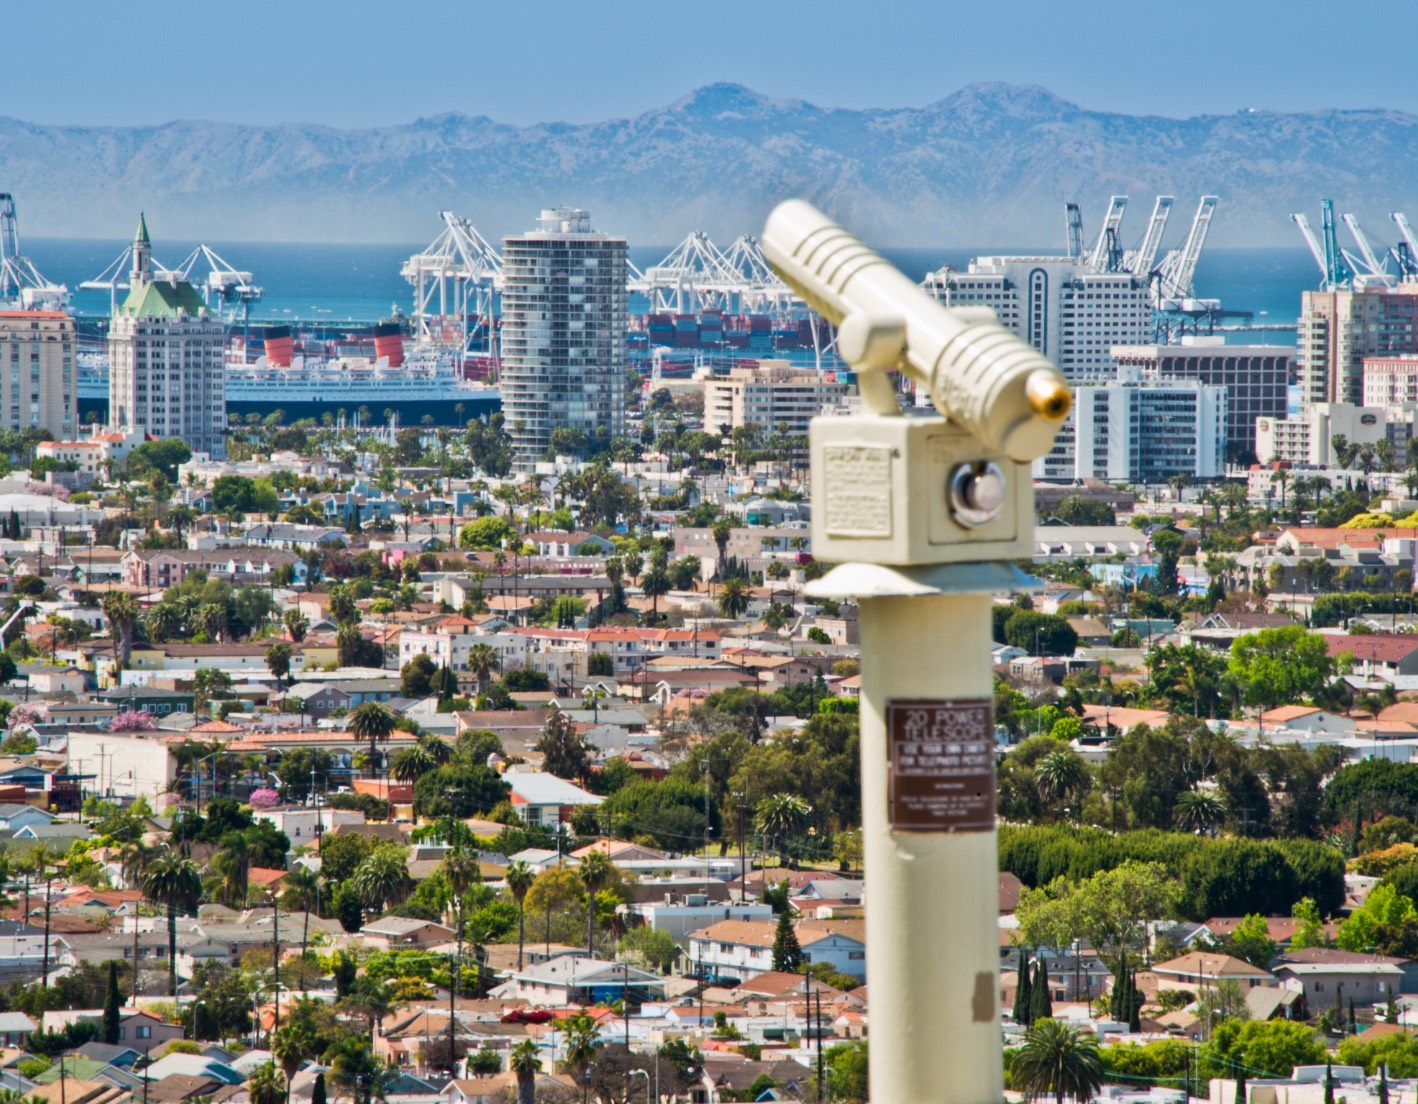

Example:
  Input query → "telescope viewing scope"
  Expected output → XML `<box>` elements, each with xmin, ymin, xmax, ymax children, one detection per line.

<box><xmin>761</xmin><ymin>200</ymin><xmax>1072</xmax><ymax>462</ymax></box>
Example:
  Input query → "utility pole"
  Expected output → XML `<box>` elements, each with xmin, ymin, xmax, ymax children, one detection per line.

<box><xmin>762</xmin><ymin>200</ymin><xmax>1070</xmax><ymax>1104</ymax></box>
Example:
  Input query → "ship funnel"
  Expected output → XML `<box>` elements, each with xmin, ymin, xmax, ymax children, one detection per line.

<box><xmin>263</xmin><ymin>325</ymin><xmax>294</xmax><ymax>368</ymax></box>
<box><xmin>373</xmin><ymin>321</ymin><xmax>405</xmax><ymax>368</ymax></box>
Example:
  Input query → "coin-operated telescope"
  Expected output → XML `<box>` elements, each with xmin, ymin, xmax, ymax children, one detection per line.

<box><xmin>761</xmin><ymin>201</ymin><xmax>1072</xmax><ymax>1104</ymax></box>
<box><xmin>762</xmin><ymin>199</ymin><xmax>1070</xmax><ymax>568</ymax></box>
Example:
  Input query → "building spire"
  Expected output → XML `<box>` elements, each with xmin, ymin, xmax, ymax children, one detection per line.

<box><xmin>131</xmin><ymin>212</ymin><xmax>151</xmax><ymax>282</ymax></box>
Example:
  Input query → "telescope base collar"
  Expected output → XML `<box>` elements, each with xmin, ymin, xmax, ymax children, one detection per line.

<box><xmin>803</xmin><ymin>560</ymin><xmax>1042</xmax><ymax>600</ymax></box>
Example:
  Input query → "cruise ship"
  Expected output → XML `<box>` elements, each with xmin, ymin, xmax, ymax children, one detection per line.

<box><xmin>77</xmin><ymin>323</ymin><xmax>501</xmax><ymax>427</ymax></box>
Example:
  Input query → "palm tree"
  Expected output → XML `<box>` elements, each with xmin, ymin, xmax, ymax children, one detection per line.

<box><xmin>389</xmin><ymin>743</ymin><xmax>438</xmax><ymax>782</ymax></box>
<box><xmin>641</xmin><ymin>557</ymin><xmax>671</xmax><ymax>625</ymax></box>
<box><xmin>467</xmin><ymin>643</ymin><xmax>498</xmax><ymax>693</ymax></box>
<box><xmin>247</xmin><ymin>1062</ymin><xmax>286</xmax><ymax>1104</ymax></box>
<box><xmin>197</xmin><ymin>602</ymin><xmax>227</xmax><ymax>642</ymax></box>
<box><xmin>716</xmin><ymin>577</ymin><xmax>750</xmax><ymax>620</ymax></box>
<box><xmin>505</xmin><ymin>860</ymin><xmax>535</xmax><ymax>970</ymax></box>
<box><xmin>578</xmin><ymin>851</ymin><xmax>614</xmax><ymax>954</ymax></box>
<box><xmin>510</xmin><ymin>1040</ymin><xmax>540</xmax><ymax>1104</ymax></box>
<box><xmin>271</xmin><ymin>1022</ymin><xmax>316</xmax><ymax>1104</ymax></box>
<box><xmin>141</xmin><ymin>853</ymin><xmax>203</xmax><ymax>996</ymax></box>
<box><xmin>347</xmin><ymin>702</ymin><xmax>396</xmax><ymax>779</ymax></box>
<box><xmin>335</xmin><ymin>621</ymin><xmax>363</xmax><ymax>667</ymax></box>
<box><xmin>266</xmin><ymin>641</ymin><xmax>293</xmax><ymax>689</ymax></box>
<box><xmin>1010</xmin><ymin>1018</ymin><xmax>1104</xmax><ymax>1104</ymax></box>
<box><xmin>144</xmin><ymin>604</ymin><xmax>183</xmax><ymax>644</ymax></box>
<box><xmin>102</xmin><ymin>592</ymin><xmax>141</xmax><ymax>668</ymax></box>
<box><xmin>284</xmin><ymin>610</ymin><xmax>310</xmax><ymax>644</ymax></box>
<box><xmin>1035</xmin><ymin>751</ymin><xmax>1089</xmax><ymax>809</ymax></box>
<box><xmin>212</xmin><ymin>831</ymin><xmax>250</xmax><ymax>908</ymax></box>
<box><xmin>280</xmin><ymin>866</ymin><xmax>321</xmax><ymax>960</ymax></box>
<box><xmin>755</xmin><ymin>793</ymin><xmax>811</xmax><ymax>867</ymax></box>
<box><xmin>325</xmin><ymin>1037</ymin><xmax>393</xmax><ymax>1104</ymax></box>
<box><xmin>1174</xmin><ymin>790</ymin><xmax>1227</xmax><ymax>836</ymax></box>
<box><xmin>350</xmin><ymin>846</ymin><xmax>415</xmax><ymax>914</ymax></box>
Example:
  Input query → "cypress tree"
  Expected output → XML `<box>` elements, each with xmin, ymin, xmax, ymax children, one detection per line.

<box><xmin>1012</xmin><ymin>949</ymin><xmax>1032</xmax><ymax>1025</ymax></box>
<box><xmin>1379</xmin><ymin>1064</ymin><xmax>1390</xmax><ymax>1104</ymax></box>
<box><xmin>771</xmin><ymin>909</ymin><xmax>802</xmax><ymax>972</ymax></box>
<box><xmin>1348</xmin><ymin>997</ymin><xmax>1357</xmax><ymax>1035</ymax></box>
<box><xmin>1030</xmin><ymin>959</ymin><xmax>1053</xmax><ymax>1022</ymax></box>
<box><xmin>1235</xmin><ymin>1066</ymin><xmax>1247</xmax><ymax>1104</ymax></box>
<box><xmin>1324</xmin><ymin>1063</ymin><xmax>1335</xmax><ymax>1104</ymax></box>
<box><xmin>102</xmin><ymin>960</ymin><xmax>121</xmax><ymax>1045</ymax></box>
<box><xmin>312</xmin><ymin>1072</ymin><xmax>327</xmax><ymax>1104</ymax></box>
<box><xmin>1126</xmin><ymin>968</ymin><xmax>1142</xmax><ymax>1032</ymax></box>
<box><xmin>1111</xmin><ymin>951</ymin><xmax>1128</xmax><ymax>1021</ymax></box>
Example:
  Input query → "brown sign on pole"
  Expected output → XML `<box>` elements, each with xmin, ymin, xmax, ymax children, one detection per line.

<box><xmin>885</xmin><ymin>699</ymin><xmax>996</xmax><ymax>832</ymax></box>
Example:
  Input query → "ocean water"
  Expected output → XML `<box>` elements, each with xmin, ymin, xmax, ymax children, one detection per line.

<box><xmin>28</xmin><ymin>237</ymin><xmax>1320</xmax><ymax>334</ymax></box>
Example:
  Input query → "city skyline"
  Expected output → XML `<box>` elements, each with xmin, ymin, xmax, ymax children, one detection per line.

<box><xmin>8</xmin><ymin>0</ymin><xmax>1416</xmax><ymax>129</ymax></box>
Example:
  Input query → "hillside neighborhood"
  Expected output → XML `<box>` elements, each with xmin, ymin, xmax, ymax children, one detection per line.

<box><xmin>5</xmin><ymin>414</ymin><xmax>1418</xmax><ymax>1104</ymax></box>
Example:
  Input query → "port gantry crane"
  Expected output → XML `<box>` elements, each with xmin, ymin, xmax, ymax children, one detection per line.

<box><xmin>401</xmin><ymin>210</ymin><xmax>503</xmax><ymax>356</ymax></box>
<box><xmin>1125</xmin><ymin>195</ymin><xmax>1173</xmax><ymax>277</ymax></box>
<box><xmin>1393</xmin><ymin>214</ymin><xmax>1418</xmax><ymax>280</ymax></box>
<box><xmin>0</xmin><ymin>194</ymin><xmax>68</xmax><ymax>311</ymax></box>
<box><xmin>1086</xmin><ymin>196</ymin><xmax>1128</xmax><ymax>272</ymax></box>
<box><xmin>1292</xmin><ymin>200</ymin><xmax>1414</xmax><ymax>289</ymax></box>
<box><xmin>1154</xmin><ymin>195</ymin><xmax>1218</xmax><ymax>304</ymax></box>
<box><xmin>1064</xmin><ymin>202</ymin><xmax>1084</xmax><ymax>259</ymax></box>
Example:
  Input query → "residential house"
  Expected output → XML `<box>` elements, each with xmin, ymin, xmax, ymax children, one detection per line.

<box><xmin>360</xmin><ymin>917</ymin><xmax>456</xmax><ymax>952</ymax></box>
<box><xmin>1273</xmin><ymin>948</ymin><xmax>1413</xmax><ymax>1009</ymax></box>
<box><xmin>503</xmin><ymin>771</ymin><xmax>602</xmax><ymax>828</ymax></box>
<box><xmin>487</xmin><ymin>955</ymin><xmax>664</xmax><ymax>1006</ymax></box>
<box><xmin>1150</xmin><ymin>952</ymin><xmax>1275</xmax><ymax>990</ymax></box>
<box><xmin>688</xmin><ymin>919</ymin><xmax>868</xmax><ymax>984</ymax></box>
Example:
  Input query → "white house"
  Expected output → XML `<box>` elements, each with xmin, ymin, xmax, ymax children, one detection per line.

<box><xmin>488</xmin><ymin>955</ymin><xmax>664</xmax><ymax>1005</ymax></box>
<box><xmin>254</xmin><ymin>806</ymin><xmax>366</xmax><ymax>845</ymax></box>
<box><xmin>504</xmin><ymin>771</ymin><xmax>602</xmax><ymax>828</ymax></box>
<box><xmin>687</xmin><ymin>919</ymin><xmax>867</xmax><ymax>983</ymax></box>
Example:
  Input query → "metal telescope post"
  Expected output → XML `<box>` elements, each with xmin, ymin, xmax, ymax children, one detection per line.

<box><xmin>760</xmin><ymin>201</ymin><xmax>1072</xmax><ymax>1104</ymax></box>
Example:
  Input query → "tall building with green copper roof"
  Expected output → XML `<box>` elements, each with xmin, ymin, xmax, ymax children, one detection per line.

<box><xmin>108</xmin><ymin>214</ymin><xmax>227</xmax><ymax>458</ymax></box>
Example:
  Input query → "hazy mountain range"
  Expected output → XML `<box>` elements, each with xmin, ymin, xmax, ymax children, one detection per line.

<box><xmin>3</xmin><ymin>82</ymin><xmax>1416</xmax><ymax>248</ymax></box>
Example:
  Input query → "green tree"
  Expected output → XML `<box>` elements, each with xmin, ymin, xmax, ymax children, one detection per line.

<box><xmin>535</xmin><ymin>711</ymin><xmax>593</xmax><ymax>785</ymax></box>
<box><xmin>1010</xmin><ymin>1019</ymin><xmax>1103</xmax><ymax>1104</ymax></box>
<box><xmin>247</xmin><ymin>1062</ymin><xmax>286</xmax><ymax>1104</ymax></box>
<box><xmin>265</xmin><ymin>641</ymin><xmax>293</xmax><ymax>688</ymax></box>
<box><xmin>1016</xmin><ymin>862</ymin><xmax>1177</xmax><ymax>957</ymax></box>
<box><xmin>141</xmin><ymin>853</ymin><xmax>203</xmax><ymax>996</ymax></box>
<box><xmin>459</xmin><ymin>516</ymin><xmax>515</xmax><ymax>550</ymax></box>
<box><xmin>102</xmin><ymin>961</ymin><xmax>121</xmax><ymax>1045</ymax></box>
<box><xmin>1030</xmin><ymin>959</ymin><xmax>1053</xmax><ymax>1022</ymax></box>
<box><xmin>350</xmin><ymin>845</ymin><xmax>415</xmax><ymax>915</ymax></box>
<box><xmin>1337</xmin><ymin>883</ymin><xmax>1418</xmax><ymax>954</ymax></box>
<box><xmin>505</xmin><ymin>860</ymin><xmax>535</xmax><ymax>971</ymax></box>
<box><xmin>1005</xmin><ymin>611</ymin><xmax>1079</xmax><ymax>657</ymax></box>
<box><xmin>212</xmin><ymin>830</ymin><xmax>250</xmax><ymax>908</ymax></box>
<box><xmin>347</xmin><ymin>702</ymin><xmax>396</xmax><ymax>778</ymax></box>
<box><xmin>756</xmin><ymin>793</ymin><xmax>812</xmax><ymax>867</ymax></box>
<box><xmin>511</xmin><ymin>1040</ymin><xmax>540</xmax><ymax>1104</ymax></box>
<box><xmin>1224</xmin><ymin>914</ymin><xmax>1280</xmax><ymax>969</ymax></box>
<box><xmin>1012</xmin><ymin>949</ymin><xmax>1033</xmax><ymax>1026</ymax></box>
<box><xmin>578</xmin><ymin>851</ymin><xmax>613</xmax><ymax>953</ymax></box>
<box><xmin>1229</xmin><ymin>626</ymin><xmax>1341</xmax><ymax>713</ymax></box>
<box><xmin>1291</xmin><ymin>896</ymin><xmax>1330</xmax><ymax>950</ymax></box>
<box><xmin>1210</xmin><ymin>1019</ymin><xmax>1326</xmax><ymax>1078</ymax></box>
<box><xmin>772</xmin><ymin>909</ymin><xmax>802</xmax><ymax>972</ymax></box>
<box><xmin>717</xmin><ymin>577</ymin><xmax>750</xmax><ymax>620</ymax></box>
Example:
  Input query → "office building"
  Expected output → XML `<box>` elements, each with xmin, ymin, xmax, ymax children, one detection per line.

<box><xmin>1070</xmin><ymin>369</ymin><xmax>1226</xmax><ymax>484</ymax></box>
<box><xmin>1111</xmin><ymin>337</ymin><xmax>1290</xmax><ymax>464</ymax></box>
<box><xmin>703</xmin><ymin>361</ymin><xmax>847</xmax><ymax>439</ymax></box>
<box><xmin>1296</xmin><ymin>286</ymin><xmax>1418</xmax><ymax>406</ymax></box>
<box><xmin>500</xmin><ymin>208</ymin><xmax>627</xmax><ymax>469</ymax></box>
<box><xmin>0</xmin><ymin>310</ymin><xmax>75</xmax><ymax>438</ymax></box>
<box><xmin>108</xmin><ymin>215</ymin><xmax>226</xmax><ymax>457</ymax></box>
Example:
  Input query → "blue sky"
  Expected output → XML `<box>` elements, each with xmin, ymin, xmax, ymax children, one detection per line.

<box><xmin>13</xmin><ymin>0</ymin><xmax>1415</xmax><ymax>127</ymax></box>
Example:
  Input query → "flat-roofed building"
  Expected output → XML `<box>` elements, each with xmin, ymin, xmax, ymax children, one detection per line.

<box><xmin>1112</xmin><ymin>337</ymin><xmax>1290</xmax><ymax>464</ymax></box>
<box><xmin>702</xmin><ymin>361</ymin><xmax>846</xmax><ymax>439</ymax></box>
<box><xmin>0</xmin><ymin>310</ymin><xmax>75</xmax><ymax>438</ymax></box>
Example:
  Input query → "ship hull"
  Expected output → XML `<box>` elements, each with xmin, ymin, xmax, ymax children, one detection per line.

<box><xmin>78</xmin><ymin>391</ymin><xmax>500</xmax><ymax>428</ymax></box>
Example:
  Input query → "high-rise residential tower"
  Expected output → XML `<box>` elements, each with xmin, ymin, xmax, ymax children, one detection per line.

<box><xmin>499</xmin><ymin>208</ymin><xmax>626</xmax><ymax>469</ymax></box>
<box><xmin>1296</xmin><ymin>286</ymin><xmax>1418</xmax><ymax>406</ymax></box>
<box><xmin>0</xmin><ymin>310</ymin><xmax>75</xmax><ymax>439</ymax></box>
<box><xmin>108</xmin><ymin>214</ymin><xmax>227</xmax><ymax>457</ymax></box>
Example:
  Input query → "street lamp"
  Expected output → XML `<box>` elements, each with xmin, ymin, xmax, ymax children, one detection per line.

<box><xmin>629</xmin><ymin>1068</ymin><xmax>651</xmax><ymax>1104</ymax></box>
<box><xmin>188</xmin><ymin>998</ymin><xmax>204</xmax><ymax>1042</ymax></box>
